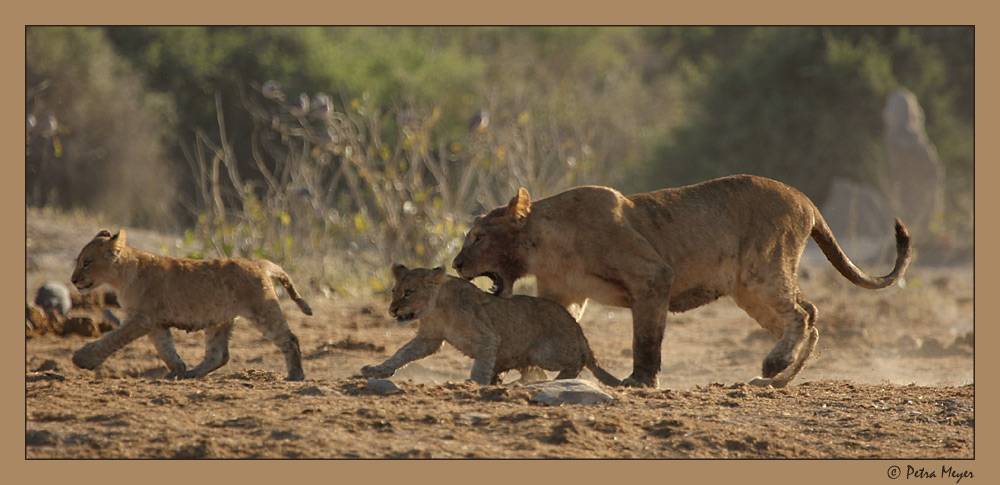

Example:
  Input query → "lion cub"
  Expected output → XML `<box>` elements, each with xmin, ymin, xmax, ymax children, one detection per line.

<box><xmin>361</xmin><ymin>264</ymin><xmax>621</xmax><ymax>386</ymax></box>
<box><xmin>70</xmin><ymin>230</ymin><xmax>311</xmax><ymax>381</ymax></box>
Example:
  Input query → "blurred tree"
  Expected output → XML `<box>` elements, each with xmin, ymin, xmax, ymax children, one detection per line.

<box><xmin>634</xmin><ymin>25</ymin><xmax>972</xmax><ymax>231</ymax></box>
<box><xmin>103</xmin><ymin>27</ymin><xmax>486</xmax><ymax>221</ymax></box>
<box><xmin>635</xmin><ymin>27</ymin><xmax>898</xmax><ymax>203</ymax></box>
<box><xmin>26</xmin><ymin>27</ymin><xmax>179</xmax><ymax>227</ymax></box>
<box><xmin>26</xmin><ymin>26</ymin><xmax>971</xmax><ymax>258</ymax></box>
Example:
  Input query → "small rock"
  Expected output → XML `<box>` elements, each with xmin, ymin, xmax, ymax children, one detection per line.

<box><xmin>527</xmin><ymin>379</ymin><xmax>614</xmax><ymax>406</ymax></box>
<box><xmin>895</xmin><ymin>335</ymin><xmax>921</xmax><ymax>350</ymax></box>
<box><xmin>295</xmin><ymin>386</ymin><xmax>328</xmax><ymax>396</ymax></box>
<box><xmin>26</xmin><ymin>429</ymin><xmax>59</xmax><ymax>447</ymax></box>
<box><xmin>917</xmin><ymin>338</ymin><xmax>948</xmax><ymax>357</ymax></box>
<box><xmin>953</xmin><ymin>331</ymin><xmax>974</xmax><ymax>348</ymax></box>
<box><xmin>366</xmin><ymin>379</ymin><xmax>403</xmax><ymax>395</ymax></box>
<box><xmin>455</xmin><ymin>413</ymin><xmax>491</xmax><ymax>426</ymax></box>
<box><xmin>33</xmin><ymin>359</ymin><xmax>59</xmax><ymax>372</ymax></box>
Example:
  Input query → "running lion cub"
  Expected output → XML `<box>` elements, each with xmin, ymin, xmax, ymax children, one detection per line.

<box><xmin>361</xmin><ymin>264</ymin><xmax>621</xmax><ymax>386</ymax></box>
<box><xmin>70</xmin><ymin>230</ymin><xmax>311</xmax><ymax>381</ymax></box>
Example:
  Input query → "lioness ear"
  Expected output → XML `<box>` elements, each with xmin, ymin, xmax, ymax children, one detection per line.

<box><xmin>506</xmin><ymin>187</ymin><xmax>531</xmax><ymax>222</ymax></box>
<box><xmin>95</xmin><ymin>229</ymin><xmax>112</xmax><ymax>239</ymax></box>
<box><xmin>391</xmin><ymin>263</ymin><xmax>408</xmax><ymax>281</ymax></box>
<box><xmin>431</xmin><ymin>266</ymin><xmax>447</xmax><ymax>283</ymax></box>
<box><xmin>109</xmin><ymin>230</ymin><xmax>126</xmax><ymax>256</ymax></box>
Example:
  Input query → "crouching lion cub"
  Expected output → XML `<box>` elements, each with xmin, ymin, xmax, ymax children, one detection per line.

<box><xmin>70</xmin><ymin>230</ymin><xmax>311</xmax><ymax>381</ymax></box>
<box><xmin>361</xmin><ymin>265</ymin><xmax>621</xmax><ymax>387</ymax></box>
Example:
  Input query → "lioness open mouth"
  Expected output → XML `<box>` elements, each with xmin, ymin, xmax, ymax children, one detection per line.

<box><xmin>483</xmin><ymin>272</ymin><xmax>503</xmax><ymax>296</ymax></box>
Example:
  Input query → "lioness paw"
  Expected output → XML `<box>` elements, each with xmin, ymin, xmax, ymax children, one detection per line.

<box><xmin>749</xmin><ymin>377</ymin><xmax>788</xmax><ymax>388</ymax></box>
<box><xmin>621</xmin><ymin>374</ymin><xmax>659</xmax><ymax>389</ymax></box>
<box><xmin>162</xmin><ymin>365</ymin><xmax>189</xmax><ymax>380</ymax></box>
<box><xmin>762</xmin><ymin>353</ymin><xmax>794</xmax><ymax>379</ymax></box>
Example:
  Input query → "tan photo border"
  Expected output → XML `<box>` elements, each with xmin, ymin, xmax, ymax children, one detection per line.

<box><xmin>6</xmin><ymin>2</ymin><xmax>993</xmax><ymax>483</ymax></box>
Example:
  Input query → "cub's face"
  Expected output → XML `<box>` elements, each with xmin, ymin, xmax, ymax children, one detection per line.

<box><xmin>388</xmin><ymin>265</ymin><xmax>447</xmax><ymax>322</ymax></box>
<box><xmin>452</xmin><ymin>189</ymin><xmax>531</xmax><ymax>297</ymax></box>
<box><xmin>71</xmin><ymin>230</ymin><xmax>125</xmax><ymax>292</ymax></box>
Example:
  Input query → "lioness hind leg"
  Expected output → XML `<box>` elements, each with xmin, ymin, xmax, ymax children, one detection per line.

<box><xmin>734</xmin><ymin>286</ymin><xmax>816</xmax><ymax>387</ymax></box>
<box><xmin>148</xmin><ymin>326</ymin><xmax>188</xmax><ymax>378</ymax></box>
<box><xmin>185</xmin><ymin>319</ymin><xmax>235</xmax><ymax>378</ymax></box>
<box><xmin>770</xmin><ymin>296</ymin><xmax>819</xmax><ymax>383</ymax></box>
<box><xmin>249</xmin><ymin>301</ymin><xmax>305</xmax><ymax>381</ymax></box>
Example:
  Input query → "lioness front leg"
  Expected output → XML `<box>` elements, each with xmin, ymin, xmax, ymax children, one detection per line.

<box><xmin>626</xmin><ymin>301</ymin><xmax>668</xmax><ymax>388</ymax></box>
<box><xmin>361</xmin><ymin>336</ymin><xmax>443</xmax><ymax>379</ymax></box>
<box><xmin>623</xmin><ymin>266</ymin><xmax>673</xmax><ymax>388</ymax></box>
<box><xmin>73</xmin><ymin>316</ymin><xmax>155</xmax><ymax>371</ymax></box>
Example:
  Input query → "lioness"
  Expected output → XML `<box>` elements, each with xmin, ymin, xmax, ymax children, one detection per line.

<box><xmin>452</xmin><ymin>174</ymin><xmax>911</xmax><ymax>388</ymax></box>
<box><xmin>360</xmin><ymin>264</ymin><xmax>621</xmax><ymax>387</ymax></box>
<box><xmin>70</xmin><ymin>230</ymin><xmax>311</xmax><ymax>381</ymax></box>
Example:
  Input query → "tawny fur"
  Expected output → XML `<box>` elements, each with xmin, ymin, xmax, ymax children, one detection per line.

<box><xmin>361</xmin><ymin>265</ymin><xmax>621</xmax><ymax>387</ymax></box>
<box><xmin>452</xmin><ymin>174</ymin><xmax>911</xmax><ymax>388</ymax></box>
<box><xmin>70</xmin><ymin>229</ymin><xmax>311</xmax><ymax>381</ymax></box>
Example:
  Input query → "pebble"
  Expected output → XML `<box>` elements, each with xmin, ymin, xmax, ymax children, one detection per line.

<box><xmin>366</xmin><ymin>379</ymin><xmax>403</xmax><ymax>395</ymax></box>
<box><xmin>295</xmin><ymin>386</ymin><xmax>329</xmax><ymax>396</ymax></box>
<box><xmin>527</xmin><ymin>379</ymin><xmax>614</xmax><ymax>406</ymax></box>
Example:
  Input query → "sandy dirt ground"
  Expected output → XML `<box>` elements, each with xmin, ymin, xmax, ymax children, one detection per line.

<box><xmin>25</xmin><ymin>209</ymin><xmax>974</xmax><ymax>459</ymax></box>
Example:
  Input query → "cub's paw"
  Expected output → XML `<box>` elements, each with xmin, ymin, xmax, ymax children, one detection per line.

<box><xmin>71</xmin><ymin>346</ymin><xmax>103</xmax><ymax>370</ymax></box>
<box><xmin>360</xmin><ymin>365</ymin><xmax>394</xmax><ymax>379</ymax></box>
<box><xmin>164</xmin><ymin>366</ymin><xmax>189</xmax><ymax>380</ymax></box>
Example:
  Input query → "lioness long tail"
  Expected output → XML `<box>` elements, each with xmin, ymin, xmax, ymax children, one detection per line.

<box><xmin>586</xmin><ymin>352</ymin><xmax>622</xmax><ymax>387</ymax></box>
<box><xmin>256</xmin><ymin>260</ymin><xmax>313</xmax><ymax>316</ymax></box>
<box><xmin>810</xmin><ymin>209</ymin><xmax>912</xmax><ymax>290</ymax></box>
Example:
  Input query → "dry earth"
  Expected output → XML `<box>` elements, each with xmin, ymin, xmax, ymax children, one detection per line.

<box><xmin>25</xmin><ymin>209</ymin><xmax>974</xmax><ymax>459</ymax></box>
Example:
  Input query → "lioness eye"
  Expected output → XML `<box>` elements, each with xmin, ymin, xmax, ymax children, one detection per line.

<box><xmin>403</xmin><ymin>289</ymin><xmax>414</xmax><ymax>299</ymax></box>
<box><xmin>81</xmin><ymin>260</ymin><xmax>91</xmax><ymax>269</ymax></box>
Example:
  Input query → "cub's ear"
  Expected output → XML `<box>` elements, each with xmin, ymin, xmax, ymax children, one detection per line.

<box><xmin>431</xmin><ymin>266</ymin><xmax>447</xmax><ymax>282</ymax></box>
<box><xmin>505</xmin><ymin>187</ymin><xmax>531</xmax><ymax>222</ymax></box>
<box><xmin>95</xmin><ymin>229</ymin><xmax>112</xmax><ymax>239</ymax></box>
<box><xmin>391</xmin><ymin>263</ymin><xmax>408</xmax><ymax>281</ymax></box>
<box><xmin>109</xmin><ymin>230</ymin><xmax>126</xmax><ymax>256</ymax></box>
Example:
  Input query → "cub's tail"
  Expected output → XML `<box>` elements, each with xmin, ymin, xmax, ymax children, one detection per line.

<box><xmin>585</xmin><ymin>351</ymin><xmax>622</xmax><ymax>387</ymax></box>
<box><xmin>810</xmin><ymin>210</ymin><xmax>912</xmax><ymax>290</ymax></box>
<box><xmin>256</xmin><ymin>260</ymin><xmax>313</xmax><ymax>316</ymax></box>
